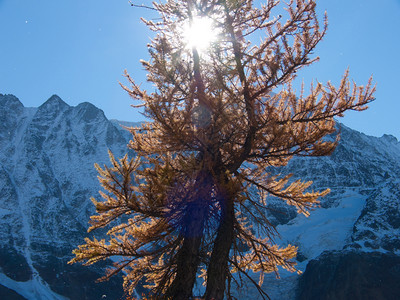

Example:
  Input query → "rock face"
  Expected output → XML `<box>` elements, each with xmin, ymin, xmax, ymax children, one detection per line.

<box><xmin>258</xmin><ymin>125</ymin><xmax>400</xmax><ymax>299</ymax></box>
<box><xmin>278</xmin><ymin>124</ymin><xmax>400</xmax><ymax>249</ymax></box>
<box><xmin>297</xmin><ymin>251</ymin><xmax>400</xmax><ymax>300</ymax></box>
<box><xmin>234</xmin><ymin>126</ymin><xmax>400</xmax><ymax>298</ymax></box>
<box><xmin>0</xmin><ymin>94</ymin><xmax>136</xmax><ymax>299</ymax></box>
<box><xmin>0</xmin><ymin>93</ymin><xmax>399</xmax><ymax>299</ymax></box>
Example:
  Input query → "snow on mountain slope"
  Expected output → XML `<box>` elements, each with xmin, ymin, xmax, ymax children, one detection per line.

<box><xmin>0</xmin><ymin>94</ymin><xmax>129</xmax><ymax>299</ymax></box>
<box><xmin>242</xmin><ymin>124</ymin><xmax>400</xmax><ymax>299</ymax></box>
<box><xmin>350</xmin><ymin>178</ymin><xmax>400</xmax><ymax>254</ymax></box>
<box><xmin>277</xmin><ymin>192</ymin><xmax>366</xmax><ymax>265</ymax></box>
<box><xmin>279</xmin><ymin>124</ymin><xmax>400</xmax><ymax>257</ymax></box>
<box><xmin>0</xmin><ymin>272</ymin><xmax>68</xmax><ymax>300</ymax></box>
<box><xmin>0</xmin><ymin>93</ymin><xmax>399</xmax><ymax>299</ymax></box>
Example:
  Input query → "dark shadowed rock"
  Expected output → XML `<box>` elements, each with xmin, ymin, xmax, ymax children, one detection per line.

<box><xmin>297</xmin><ymin>251</ymin><xmax>400</xmax><ymax>300</ymax></box>
<box><xmin>0</xmin><ymin>247</ymin><xmax>31</xmax><ymax>282</ymax></box>
<box><xmin>0</xmin><ymin>284</ymin><xmax>27</xmax><ymax>300</ymax></box>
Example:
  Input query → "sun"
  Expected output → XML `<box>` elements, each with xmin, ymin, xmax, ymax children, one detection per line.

<box><xmin>183</xmin><ymin>16</ymin><xmax>218</xmax><ymax>52</ymax></box>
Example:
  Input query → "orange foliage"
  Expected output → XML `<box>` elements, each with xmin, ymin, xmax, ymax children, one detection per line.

<box><xmin>70</xmin><ymin>0</ymin><xmax>375</xmax><ymax>299</ymax></box>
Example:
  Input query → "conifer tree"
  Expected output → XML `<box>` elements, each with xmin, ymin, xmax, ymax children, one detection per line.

<box><xmin>70</xmin><ymin>0</ymin><xmax>375</xmax><ymax>299</ymax></box>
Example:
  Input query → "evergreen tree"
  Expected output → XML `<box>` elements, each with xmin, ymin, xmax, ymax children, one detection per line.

<box><xmin>70</xmin><ymin>0</ymin><xmax>375</xmax><ymax>298</ymax></box>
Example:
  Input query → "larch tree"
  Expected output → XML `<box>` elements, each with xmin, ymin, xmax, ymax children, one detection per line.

<box><xmin>70</xmin><ymin>0</ymin><xmax>375</xmax><ymax>299</ymax></box>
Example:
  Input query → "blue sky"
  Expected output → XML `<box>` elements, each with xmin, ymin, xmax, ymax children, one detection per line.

<box><xmin>1</xmin><ymin>0</ymin><xmax>399</xmax><ymax>139</ymax></box>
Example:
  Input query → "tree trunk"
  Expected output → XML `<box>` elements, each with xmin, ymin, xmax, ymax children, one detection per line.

<box><xmin>165</xmin><ymin>202</ymin><xmax>206</xmax><ymax>299</ymax></box>
<box><xmin>165</xmin><ymin>173</ymin><xmax>211</xmax><ymax>299</ymax></box>
<box><xmin>204</xmin><ymin>184</ymin><xmax>235</xmax><ymax>300</ymax></box>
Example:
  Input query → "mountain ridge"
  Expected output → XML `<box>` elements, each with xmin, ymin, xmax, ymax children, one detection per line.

<box><xmin>0</xmin><ymin>94</ymin><xmax>128</xmax><ymax>299</ymax></box>
<box><xmin>0</xmin><ymin>94</ymin><xmax>399</xmax><ymax>299</ymax></box>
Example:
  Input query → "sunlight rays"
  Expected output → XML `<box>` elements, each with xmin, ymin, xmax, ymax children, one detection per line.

<box><xmin>183</xmin><ymin>16</ymin><xmax>219</xmax><ymax>52</ymax></box>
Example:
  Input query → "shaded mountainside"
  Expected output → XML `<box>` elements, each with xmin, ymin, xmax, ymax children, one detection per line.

<box><xmin>0</xmin><ymin>94</ymin><xmax>138</xmax><ymax>299</ymax></box>
<box><xmin>271</xmin><ymin>123</ymin><xmax>400</xmax><ymax>257</ymax></box>
<box><xmin>298</xmin><ymin>251</ymin><xmax>400</xmax><ymax>300</ymax></box>
<box><xmin>0</xmin><ymin>94</ymin><xmax>399</xmax><ymax>299</ymax></box>
<box><xmin>238</xmin><ymin>125</ymin><xmax>400</xmax><ymax>299</ymax></box>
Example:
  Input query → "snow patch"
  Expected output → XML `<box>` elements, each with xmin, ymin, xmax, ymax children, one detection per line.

<box><xmin>0</xmin><ymin>272</ymin><xmax>68</xmax><ymax>300</ymax></box>
<box><xmin>276</xmin><ymin>191</ymin><xmax>366</xmax><ymax>270</ymax></box>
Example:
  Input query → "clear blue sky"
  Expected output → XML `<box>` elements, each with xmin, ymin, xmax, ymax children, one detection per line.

<box><xmin>1</xmin><ymin>0</ymin><xmax>399</xmax><ymax>139</ymax></box>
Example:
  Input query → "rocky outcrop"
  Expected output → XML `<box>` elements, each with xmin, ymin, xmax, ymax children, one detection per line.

<box><xmin>297</xmin><ymin>251</ymin><xmax>400</xmax><ymax>300</ymax></box>
<box><xmin>1</xmin><ymin>93</ymin><xmax>399</xmax><ymax>299</ymax></box>
<box><xmin>0</xmin><ymin>94</ymin><xmax>134</xmax><ymax>299</ymax></box>
<box><xmin>244</xmin><ymin>125</ymin><xmax>400</xmax><ymax>299</ymax></box>
<box><xmin>349</xmin><ymin>179</ymin><xmax>400</xmax><ymax>253</ymax></box>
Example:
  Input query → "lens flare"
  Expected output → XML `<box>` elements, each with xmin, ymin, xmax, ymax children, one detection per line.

<box><xmin>183</xmin><ymin>16</ymin><xmax>218</xmax><ymax>52</ymax></box>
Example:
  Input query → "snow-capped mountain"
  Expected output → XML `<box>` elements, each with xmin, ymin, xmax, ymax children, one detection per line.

<box><xmin>0</xmin><ymin>94</ymin><xmax>136</xmax><ymax>299</ymax></box>
<box><xmin>236</xmin><ymin>125</ymin><xmax>400</xmax><ymax>299</ymax></box>
<box><xmin>0</xmin><ymin>94</ymin><xmax>399</xmax><ymax>299</ymax></box>
<box><xmin>273</xmin><ymin>123</ymin><xmax>400</xmax><ymax>257</ymax></box>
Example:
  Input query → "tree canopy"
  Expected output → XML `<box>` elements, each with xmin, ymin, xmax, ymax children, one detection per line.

<box><xmin>70</xmin><ymin>0</ymin><xmax>375</xmax><ymax>299</ymax></box>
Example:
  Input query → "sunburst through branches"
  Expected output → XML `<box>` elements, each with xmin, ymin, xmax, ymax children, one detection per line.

<box><xmin>70</xmin><ymin>0</ymin><xmax>375</xmax><ymax>299</ymax></box>
<box><xmin>182</xmin><ymin>16</ymin><xmax>219</xmax><ymax>52</ymax></box>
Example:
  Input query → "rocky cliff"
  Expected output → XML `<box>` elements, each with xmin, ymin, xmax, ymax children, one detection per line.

<box><xmin>0</xmin><ymin>94</ymin><xmax>136</xmax><ymax>299</ymax></box>
<box><xmin>0</xmin><ymin>94</ymin><xmax>399</xmax><ymax>299</ymax></box>
<box><xmin>237</xmin><ymin>122</ymin><xmax>400</xmax><ymax>299</ymax></box>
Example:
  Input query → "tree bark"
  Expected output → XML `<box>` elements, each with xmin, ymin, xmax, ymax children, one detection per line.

<box><xmin>165</xmin><ymin>173</ymin><xmax>211</xmax><ymax>299</ymax></box>
<box><xmin>204</xmin><ymin>183</ymin><xmax>235</xmax><ymax>300</ymax></box>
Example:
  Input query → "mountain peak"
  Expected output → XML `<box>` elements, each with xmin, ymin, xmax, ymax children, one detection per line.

<box><xmin>74</xmin><ymin>101</ymin><xmax>106</xmax><ymax>122</ymax></box>
<box><xmin>0</xmin><ymin>94</ymin><xmax>24</xmax><ymax>111</ymax></box>
<box><xmin>381</xmin><ymin>134</ymin><xmax>398</xmax><ymax>144</ymax></box>
<box><xmin>38</xmin><ymin>95</ymin><xmax>69</xmax><ymax>111</ymax></box>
